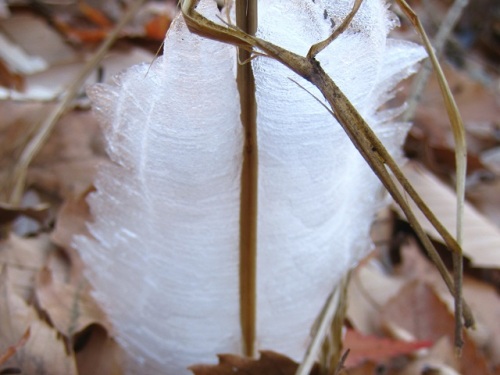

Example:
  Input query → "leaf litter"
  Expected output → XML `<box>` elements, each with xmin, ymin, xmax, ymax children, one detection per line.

<box><xmin>0</xmin><ymin>0</ymin><xmax>499</xmax><ymax>374</ymax></box>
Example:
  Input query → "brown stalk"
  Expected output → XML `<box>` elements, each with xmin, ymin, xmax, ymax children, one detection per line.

<box><xmin>235</xmin><ymin>0</ymin><xmax>258</xmax><ymax>358</ymax></box>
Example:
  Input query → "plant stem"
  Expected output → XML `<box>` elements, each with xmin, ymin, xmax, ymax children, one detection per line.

<box><xmin>236</xmin><ymin>0</ymin><xmax>258</xmax><ymax>358</ymax></box>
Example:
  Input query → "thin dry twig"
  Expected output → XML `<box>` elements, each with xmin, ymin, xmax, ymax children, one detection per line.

<box><xmin>295</xmin><ymin>283</ymin><xmax>342</xmax><ymax>375</ymax></box>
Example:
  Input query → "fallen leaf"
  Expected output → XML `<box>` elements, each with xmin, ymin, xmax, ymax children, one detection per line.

<box><xmin>343</xmin><ymin>329</ymin><xmax>432</xmax><ymax>368</ymax></box>
<box><xmin>35</xmin><ymin>266</ymin><xmax>110</xmax><ymax>338</ymax></box>
<box><xmin>395</xmin><ymin>237</ymin><xmax>500</xmax><ymax>366</ymax></box>
<box><xmin>461</xmin><ymin>277</ymin><xmax>500</xmax><ymax>366</ymax></box>
<box><xmin>26</xmin><ymin>109</ymin><xmax>105</xmax><ymax>199</ymax></box>
<box><xmin>345</xmin><ymin>361</ymin><xmax>377</xmax><ymax>375</ymax></box>
<box><xmin>393</xmin><ymin>162</ymin><xmax>500</xmax><ymax>268</ymax></box>
<box><xmin>0</xmin><ymin>234</ymin><xmax>54</xmax><ymax>300</ymax></box>
<box><xmin>74</xmin><ymin>324</ymin><xmax>124</xmax><ymax>375</ymax></box>
<box><xmin>481</xmin><ymin>147</ymin><xmax>500</xmax><ymax>175</ymax></box>
<box><xmin>0</xmin><ymin>57</ymin><xmax>24</xmax><ymax>91</ymax></box>
<box><xmin>51</xmin><ymin>187</ymin><xmax>93</xmax><ymax>283</ymax></box>
<box><xmin>78</xmin><ymin>3</ymin><xmax>113</xmax><ymax>28</ymax></box>
<box><xmin>145</xmin><ymin>14</ymin><xmax>172</xmax><ymax>40</ymax></box>
<box><xmin>467</xmin><ymin>178</ymin><xmax>500</xmax><ymax>228</ymax></box>
<box><xmin>404</xmin><ymin>130</ymin><xmax>488</xmax><ymax>177</ymax></box>
<box><xmin>381</xmin><ymin>281</ymin><xmax>492</xmax><ymax>375</ymax></box>
<box><xmin>190</xmin><ymin>351</ymin><xmax>318</xmax><ymax>375</ymax></box>
<box><xmin>347</xmin><ymin>262</ymin><xmax>405</xmax><ymax>333</ymax></box>
<box><xmin>0</xmin><ymin>268</ymin><xmax>78</xmax><ymax>375</ymax></box>
<box><xmin>413</xmin><ymin>63</ymin><xmax>500</xmax><ymax>155</ymax></box>
<box><xmin>381</xmin><ymin>281</ymin><xmax>454</xmax><ymax>341</ymax></box>
<box><xmin>52</xmin><ymin>187</ymin><xmax>93</xmax><ymax>251</ymax></box>
<box><xmin>0</xmin><ymin>13</ymin><xmax>75</xmax><ymax>67</ymax></box>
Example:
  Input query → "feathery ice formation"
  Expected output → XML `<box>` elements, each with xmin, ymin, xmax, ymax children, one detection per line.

<box><xmin>75</xmin><ymin>0</ymin><xmax>426</xmax><ymax>373</ymax></box>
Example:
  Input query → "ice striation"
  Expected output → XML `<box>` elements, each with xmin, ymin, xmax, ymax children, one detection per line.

<box><xmin>74</xmin><ymin>0</ymin><xmax>426</xmax><ymax>374</ymax></box>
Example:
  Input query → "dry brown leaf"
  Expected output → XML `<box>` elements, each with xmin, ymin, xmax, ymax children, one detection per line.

<box><xmin>0</xmin><ymin>234</ymin><xmax>54</xmax><ymax>300</ymax></box>
<box><xmin>0</xmin><ymin>57</ymin><xmax>24</xmax><ymax>91</ymax></box>
<box><xmin>74</xmin><ymin>324</ymin><xmax>124</xmax><ymax>375</ymax></box>
<box><xmin>467</xmin><ymin>179</ymin><xmax>500</xmax><ymax>228</ymax></box>
<box><xmin>52</xmin><ymin>187</ymin><xmax>93</xmax><ymax>251</ymax></box>
<box><xmin>145</xmin><ymin>14</ymin><xmax>172</xmax><ymax>40</ymax></box>
<box><xmin>343</xmin><ymin>329</ymin><xmax>432</xmax><ymax>368</ymax></box>
<box><xmin>0</xmin><ymin>10</ymin><xmax>154</xmax><ymax>101</ymax></box>
<box><xmin>481</xmin><ymin>147</ymin><xmax>500</xmax><ymax>175</ymax></box>
<box><xmin>460</xmin><ymin>277</ymin><xmax>500</xmax><ymax>366</ymax></box>
<box><xmin>413</xmin><ymin>63</ymin><xmax>500</xmax><ymax>155</ymax></box>
<box><xmin>35</xmin><ymin>266</ymin><xmax>110</xmax><ymax>338</ymax></box>
<box><xmin>26</xmin><ymin>109</ymin><xmax>105</xmax><ymax>199</ymax></box>
<box><xmin>396</xmin><ymin>237</ymin><xmax>500</xmax><ymax>366</ymax></box>
<box><xmin>347</xmin><ymin>263</ymin><xmax>406</xmax><ymax>333</ymax></box>
<box><xmin>51</xmin><ymin>187</ymin><xmax>94</xmax><ymax>283</ymax></box>
<box><xmin>190</xmin><ymin>351</ymin><xmax>318</xmax><ymax>375</ymax></box>
<box><xmin>345</xmin><ymin>361</ymin><xmax>377</xmax><ymax>375</ymax></box>
<box><xmin>78</xmin><ymin>3</ymin><xmax>113</xmax><ymax>28</ymax></box>
<box><xmin>396</xmin><ymin>236</ymin><xmax>447</xmax><ymax>286</ymax></box>
<box><xmin>381</xmin><ymin>281</ymin><xmax>492</xmax><ymax>375</ymax></box>
<box><xmin>0</xmin><ymin>14</ymin><xmax>75</xmax><ymax>67</ymax></box>
<box><xmin>0</xmin><ymin>268</ymin><xmax>78</xmax><ymax>375</ymax></box>
<box><xmin>393</xmin><ymin>161</ymin><xmax>500</xmax><ymax>268</ymax></box>
<box><xmin>393</xmin><ymin>336</ymin><xmax>460</xmax><ymax>375</ymax></box>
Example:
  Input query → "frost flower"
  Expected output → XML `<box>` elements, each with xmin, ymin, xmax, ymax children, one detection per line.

<box><xmin>75</xmin><ymin>0</ymin><xmax>426</xmax><ymax>374</ymax></box>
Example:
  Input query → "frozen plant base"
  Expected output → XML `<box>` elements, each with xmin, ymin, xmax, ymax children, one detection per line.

<box><xmin>75</xmin><ymin>0</ymin><xmax>426</xmax><ymax>374</ymax></box>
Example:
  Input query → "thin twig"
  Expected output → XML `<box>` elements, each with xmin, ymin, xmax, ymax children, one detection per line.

<box><xmin>333</xmin><ymin>349</ymin><xmax>350</xmax><ymax>375</ymax></box>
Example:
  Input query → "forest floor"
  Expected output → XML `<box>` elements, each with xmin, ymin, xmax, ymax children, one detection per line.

<box><xmin>0</xmin><ymin>0</ymin><xmax>499</xmax><ymax>374</ymax></box>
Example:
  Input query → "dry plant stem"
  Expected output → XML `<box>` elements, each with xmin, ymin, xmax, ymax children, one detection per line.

<box><xmin>181</xmin><ymin>0</ymin><xmax>473</xmax><ymax>350</ymax></box>
<box><xmin>333</xmin><ymin>349</ymin><xmax>350</xmax><ymax>375</ymax></box>
<box><xmin>0</xmin><ymin>327</ymin><xmax>30</xmax><ymax>365</ymax></box>
<box><xmin>307</xmin><ymin>0</ymin><xmax>363</xmax><ymax>59</ymax></box>
<box><xmin>7</xmin><ymin>0</ymin><xmax>147</xmax><ymax>205</ymax></box>
<box><xmin>235</xmin><ymin>0</ymin><xmax>258</xmax><ymax>358</ymax></box>
<box><xmin>319</xmin><ymin>274</ymin><xmax>350</xmax><ymax>375</ymax></box>
<box><xmin>295</xmin><ymin>283</ymin><xmax>342</xmax><ymax>375</ymax></box>
<box><xmin>395</xmin><ymin>0</ymin><xmax>468</xmax><ymax>350</ymax></box>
